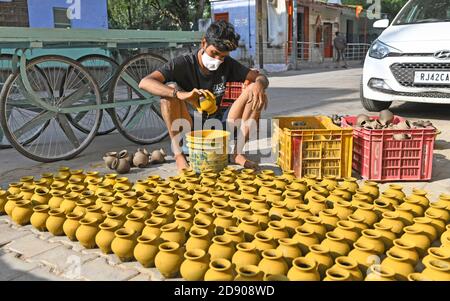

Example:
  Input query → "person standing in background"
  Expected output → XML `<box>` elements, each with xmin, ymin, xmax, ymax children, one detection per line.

<box><xmin>334</xmin><ymin>32</ymin><xmax>348</xmax><ymax>69</ymax></box>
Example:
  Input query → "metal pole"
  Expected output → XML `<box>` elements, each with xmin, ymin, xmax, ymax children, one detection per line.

<box><xmin>257</xmin><ymin>0</ymin><xmax>264</xmax><ymax>69</ymax></box>
<box><xmin>291</xmin><ymin>0</ymin><xmax>298</xmax><ymax>69</ymax></box>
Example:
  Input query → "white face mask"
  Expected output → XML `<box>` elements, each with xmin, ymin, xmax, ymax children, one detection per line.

<box><xmin>201</xmin><ymin>49</ymin><xmax>223</xmax><ymax>71</ymax></box>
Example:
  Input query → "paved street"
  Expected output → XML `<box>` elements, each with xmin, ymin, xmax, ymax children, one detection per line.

<box><xmin>1</xmin><ymin>67</ymin><xmax>449</xmax><ymax>280</ymax></box>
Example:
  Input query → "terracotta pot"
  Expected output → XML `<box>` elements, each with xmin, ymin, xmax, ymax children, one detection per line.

<box><xmin>232</xmin><ymin>242</ymin><xmax>261</xmax><ymax>270</ymax></box>
<box><xmin>294</xmin><ymin>204</ymin><xmax>313</xmax><ymax>221</ymax></box>
<box><xmin>132</xmin><ymin>148</ymin><xmax>149</xmax><ymax>168</ymax></box>
<box><xmin>142</xmin><ymin>217</ymin><xmax>165</xmax><ymax>237</ymax></box>
<box><xmin>400</xmin><ymin>197</ymin><xmax>424</xmax><ymax>217</ymax></box>
<box><xmin>191</xmin><ymin>217</ymin><xmax>214</xmax><ymax>234</ymax></box>
<box><xmin>356</xmin><ymin>114</ymin><xmax>370</xmax><ymax>126</ymax></box>
<box><xmin>60</xmin><ymin>192</ymin><xmax>79</xmax><ymax>214</ymax></box>
<box><xmin>76</xmin><ymin>217</ymin><xmax>100</xmax><ymax>249</ymax></box>
<box><xmin>287</xmin><ymin>257</ymin><xmax>320</xmax><ymax>281</ymax></box>
<box><xmin>30</xmin><ymin>205</ymin><xmax>50</xmax><ymax>231</ymax></box>
<box><xmin>425</xmin><ymin>210</ymin><xmax>447</xmax><ymax>236</ymax></box>
<box><xmin>384</xmin><ymin>184</ymin><xmax>406</xmax><ymax>202</ymax></box>
<box><xmin>131</xmin><ymin>203</ymin><xmax>151</xmax><ymax>220</ymax></box>
<box><xmin>373</xmin><ymin>199</ymin><xmax>394</xmax><ymax>218</ymax></box>
<box><xmin>160</xmin><ymin>222</ymin><xmax>186</xmax><ymax>245</ymax></box>
<box><xmin>283</xmin><ymin>191</ymin><xmax>303</xmax><ymax>211</ymax></box>
<box><xmin>280</xmin><ymin>212</ymin><xmax>302</xmax><ymax>236</ymax></box>
<box><xmin>180</xmin><ymin>249</ymin><xmax>210</xmax><ymax>281</ymax></box>
<box><xmin>302</xmin><ymin>174</ymin><xmax>318</xmax><ymax>187</ymax></box>
<box><xmin>265</xmin><ymin>221</ymin><xmax>289</xmax><ymax>240</ymax></box>
<box><xmin>111</xmin><ymin>199</ymin><xmax>131</xmax><ymax>217</ymax></box>
<box><xmin>251</xmin><ymin>208</ymin><xmax>270</xmax><ymax>230</ymax></box>
<box><xmin>47</xmin><ymin>190</ymin><xmax>65</xmax><ymax>209</ymax></box>
<box><xmin>265</xmin><ymin>188</ymin><xmax>283</xmax><ymax>204</ymax></box>
<box><xmin>264</xmin><ymin>274</ymin><xmax>290</xmax><ymax>281</ymax></box>
<box><xmin>113</xmin><ymin>177</ymin><xmax>132</xmax><ymax>191</ymax></box>
<box><xmin>0</xmin><ymin>190</ymin><xmax>8</xmax><ymax>214</ymax></box>
<box><xmin>195</xmin><ymin>206</ymin><xmax>215</xmax><ymax>224</ymax></box>
<box><xmin>133</xmin><ymin>233</ymin><xmax>162</xmax><ymax>268</ymax></box>
<box><xmin>333</xmin><ymin>256</ymin><xmax>363</xmax><ymax>281</ymax></box>
<box><xmin>422</xmin><ymin>247</ymin><xmax>450</xmax><ymax>267</ymax></box>
<box><xmin>276</xmin><ymin>238</ymin><xmax>302</xmax><ymax>267</ymax></box>
<box><xmin>5</xmin><ymin>194</ymin><xmax>21</xmax><ymax>217</ymax></box>
<box><xmin>155</xmin><ymin>242</ymin><xmax>185</xmax><ymax>278</ymax></box>
<box><xmin>318</xmin><ymin>209</ymin><xmax>339</xmax><ymax>231</ymax></box>
<box><xmin>326</xmin><ymin>191</ymin><xmax>347</xmax><ymax>208</ymax></box>
<box><xmin>441</xmin><ymin>225</ymin><xmax>450</xmax><ymax>245</ymax></box>
<box><xmin>95</xmin><ymin>220</ymin><xmax>120</xmax><ymax>254</ymax></box>
<box><xmin>272</xmin><ymin>176</ymin><xmax>289</xmax><ymax>191</ymax></box>
<box><xmin>111</xmin><ymin>228</ymin><xmax>138</xmax><ymax>262</ymax></box>
<box><xmin>407</xmin><ymin>273</ymin><xmax>430</xmax><ymax>281</ymax></box>
<box><xmin>421</xmin><ymin>259</ymin><xmax>450</xmax><ymax>281</ymax></box>
<box><xmin>333</xmin><ymin>200</ymin><xmax>354</xmax><ymax>220</ymax></box>
<box><xmin>210</xmin><ymin>191</ymin><xmax>228</xmax><ymax>203</ymax></box>
<box><xmin>381</xmin><ymin>250</ymin><xmax>415</xmax><ymax>281</ymax></box>
<box><xmin>204</xmin><ymin>259</ymin><xmax>235</xmax><ymax>281</ymax></box>
<box><xmin>238</xmin><ymin>216</ymin><xmax>261</xmax><ymax>242</ymax></box>
<box><xmin>301</xmin><ymin>216</ymin><xmax>327</xmax><ymax>241</ymax></box>
<box><xmin>235</xmin><ymin>265</ymin><xmax>264</xmax><ymax>281</ymax></box>
<box><xmin>304</xmin><ymin>245</ymin><xmax>333</xmax><ymax>278</ymax></box>
<box><xmin>7</xmin><ymin>182</ymin><xmax>23</xmax><ymax>196</ymax></box>
<box><xmin>341</xmin><ymin>177</ymin><xmax>359</xmax><ymax>194</ymax></box>
<box><xmin>213</xmin><ymin>211</ymin><xmax>236</xmax><ymax>235</ymax></box>
<box><xmin>365</xmin><ymin>264</ymin><xmax>396</xmax><ymax>281</ymax></box>
<box><xmin>347</xmin><ymin>214</ymin><xmax>369</xmax><ymax>233</ymax></box>
<box><xmin>379</xmin><ymin>192</ymin><xmax>400</xmax><ymax>207</ymax></box>
<box><xmin>351</xmin><ymin>194</ymin><xmax>372</xmax><ymax>207</ymax></box>
<box><xmin>321</xmin><ymin>232</ymin><xmax>351</xmax><ymax>259</ymax></box>
<box><xmin>253</xmin><ymin>231</ymin><xmax>278</xmax><ymax>253</ymax></box>
<box><xmin>232</xmin><ymin>203</ymin><xmax>252</xmax><ymax>222</ymax></box>
<box><xmin>63</xmin><ymin>212</ymin><xmax>84</xmax><ymax>241</ymax></box>
<box><xmin>410</xmin><ymin>188</ymin><xmax>430</xmax><ymax>209</ymax></box>
<box><xmin>258</xmin><ymin>181</ymin><xmax>277</xmax><ymax>198</ymax></box>
<box><xmin>426</xmin><ymin>202</ymin><xmax>450</xmax><ymax>223</ymax></box>
<box><xmin>46</xmin><ymin>208</ymin><xmax>66</xmax><ymax>236</ymax></box>
<box><xmin>84</xmin><ymin>171</ymin><xmax>100</xmax><ymax>184</ymax></box>
<box><xmin>111</xmin><ymin>152</ymin><xmax>131</xmax><ymax>174</ymax></box>
<box><xmin>390</xmin><ymin>238</ymin><xmax>420</xmax><ymax>265</ymax></box>
<box><xmin>223</xmin><ymin>226</ymin><xmax>245</xmax><ymax>245</ymax></box>
<box><xmin>293</xmin><ymin>227</ymin><xmax>320</xmax><ymax>255</ymax></box>
<box><xmin>281</xmin><ymin>170</ymin><xmax>296</xmax><ymax>182</ymax></box>
<box><xmin>73</xmin><ymin>199</ymin><xmax>93</xmax><ymax>216</ymax></box>
<box><xmin>413</xmin><ymin>217</ymin><xmax>438</xmax><ymax>241</ymax></box>
<box><xmin>359</xmin><ymin>181</ymin><xmax>380</xmax><ymax>200</ymax></box>
<box><xmin>401</xmin><ymin>225</ymin><xmax>431</xmax><ymax>257</ymax></box>
<box><xmin>333</xmin><ymin>220</ymin><xmax>361</xmax><ymax>246</ymax></box>
<box><xmin>353</xmin><ymin>203</ymin><xmax>379</xmax><ymax>226</ymax></box>
<box><xmin>102</xmin><ymin>173</ymin><xmax>118</xmax><ymax>187</ymax></box>
<box><xmin>212</xmin><ymin>200</ymin><xmax>232</xmax><ymax>216</ymax></box>
<box><xmin>172</xmin><ymin>212</ymin><xmax>192</xmax><ymax>234</ymax></box>
<box><xmin>288</xmin><ymin>179</ymin><xmax>308</xmax><ymax>196</ymax></box>
<box><xmin>372</xmin><ymin>223</ymin><xmax>397</xmax><ymax>249</ymax></box>
<box><xmin>348</xmin><ymin>241</ymin><xmax>379</xmax><ymax>273</ymax></box>
<box><xmin>19</xmin><ymin>184</ymin><xmax>35</xmax><ymax>201</ymax></box>
<box><xmin>306</xmin><ymin>195</ymin><xmax>327</xmax><ymax>216</ymax></box>
<box><xmin>304</xmin><ymin>185</ymin><xmax>329</xmax><ymax>204</ymax></box>
<box><xmin>30</xmin><ymin>188</ymin><xmax>51</xmax><ymax>206</ymax></box>
<box><xmin>123</xmin><ymin>212</ymin><xmax>146</xmax><ymax>234</ymax></box>
<box><xmin>185</xmin><ymin>228</ymin><xmax>211</xmax><ymax>252</ymax></box>
<box><xmin>320</xmin><ymin>176</ymin><xmax>338</xmax><ymax>191</ymax></box>
<box><xmin>356</xmin><ymin>229</ymin><xmax>385</xmax><ymax>255</ymax></box>
<box><xmin>258</xmin><ymin>249</ymin><xmax>289</xmax><ymax>276</ymax></box>
<box><xmin>379</xmin><ymin>211</ymin><xmax>405</xmax><ymax>235</ymax></box>
<box><xmin>85</xmin><ymin>204</ymin><xmax>105</xmax><ymax>222</ymax></box>
<box><xmin>12</xmin><ymin>200</ymin><xmax>33</xmax><ymax>225</ymax></box>
<box><xmin>86</xmin><ymin>178</ymin><xmax>102</xmax><ymax>193</ymax></box>
<box><xmin>323</xmin><ymin>267</ymin><xmax>352</xmax><ymax>281</ymax></box>
<box><xmin>208</xmin><ymin>235</ymin><xmax>236</xmax><ymax>261</ymax></box>
<box><xmin>268</xmin><ymin>200</ymin><xmax>288</xmax><ymax>221</ymax></box>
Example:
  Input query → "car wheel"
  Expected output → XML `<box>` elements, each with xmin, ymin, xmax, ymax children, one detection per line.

<box><xmin>360</xmin><ymin>78</ymin><xmax>392</xmax><ymax>112</ymax></box>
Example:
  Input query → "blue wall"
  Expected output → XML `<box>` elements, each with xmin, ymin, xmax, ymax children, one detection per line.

<box><xmin>27</xmin><ymin>0</ymin><xmax>108</xmax><ymax>29</ymax></box>
<box><xmin>211</xmin><ymin>0</ymin><xmax>256</xmax><ymax>60</ymax></box>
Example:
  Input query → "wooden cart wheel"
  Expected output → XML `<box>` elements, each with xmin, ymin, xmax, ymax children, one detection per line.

<box><xmin>76</xmin><ymin>54</ymin><xmax>131</xmax><ymax>135</ymax></box>
<box><xmin>0</xmin><ymin>55</ymin><xmax>102</xmax><ymax>162</ymax></box>
<box><xmin>108</xmin><ymin>52</ymin><xmax>168</xmax><ymax>145</ymax></box>
<box><xmin>0</xmin><ymin>54</ymin><xmax>15</xmax><ymax>149</ymax></box>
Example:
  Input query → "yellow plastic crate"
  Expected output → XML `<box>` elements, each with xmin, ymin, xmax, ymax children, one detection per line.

<box><xmin>273</xmin><ymin>116</ymin><xmax>353</xmax><ymax>179</ymax></box>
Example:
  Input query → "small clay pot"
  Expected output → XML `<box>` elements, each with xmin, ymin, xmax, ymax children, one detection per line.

<box><xmin>394</xmin><ymin>120</ymin><xmax>412</xmax><ymax>130</ymax></box>
<box><xmin>356</xmin><ymin>114</ymin><xmax>370</xmax><ymax>127</ymax></box>
<box><xmin>393</xmin><ymin>133</ymin><xmax>410</xmax><ymax>141</ymax></box>
<box><xmin>112</xmin><ymin>156</ymin><xmax>131</xmax><ymax>175</ymax></box>
<box><xmin>133</xmin><ymin>148</ymin><xmax>150</xmax><ymax>168</ymax></box>
<box><xmin>103</xmin><ymin>152</ymin><xmax>118</xmax><ymax>169</ymax></box>
<box><xmin>149</xmin><ymin>149</ymin><xmax>167</xmax><ymax>165</ymax></box>
<box><xmin>379</xmin><ymin>110</ymin><xmax>394</xmax><ymax>125</ymax></box>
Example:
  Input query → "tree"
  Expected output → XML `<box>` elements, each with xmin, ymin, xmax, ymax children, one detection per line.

<box><xmin>342</xmin><ymin>0</ymin><xmax>408</xmax><ymax>19</ymax></box>
<box><xmin>107</xmin><ymin>0</ymin><xmax>211</xmax><ymax>30</ymax></box>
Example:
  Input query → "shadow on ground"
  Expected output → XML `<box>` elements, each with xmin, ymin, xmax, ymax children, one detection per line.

<box><xmin>0</xmin><ymin>249</ymin><xmax>47</xmax><ymax>281</ymax></box>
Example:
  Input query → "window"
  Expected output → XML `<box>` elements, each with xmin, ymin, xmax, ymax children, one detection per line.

<box><xmin>53</xmin><ymin>7</ymin><xmax>71</xmax><ymax>28</ymax></box>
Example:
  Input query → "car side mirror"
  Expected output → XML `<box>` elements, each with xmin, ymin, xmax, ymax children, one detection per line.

<box><xmin>373</xmin><ymin>19</ymin><xmax>390</xmax><ymax>29</ymax></box>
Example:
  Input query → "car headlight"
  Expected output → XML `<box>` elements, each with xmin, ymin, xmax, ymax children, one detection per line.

<box><xmin>369</xmin><ymin>40</ymin><xmax>402</xmax><ymax>59</ymax></box>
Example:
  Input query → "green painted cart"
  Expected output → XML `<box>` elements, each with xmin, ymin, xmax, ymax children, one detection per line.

<box><xmin>0</xmin><ymin>27</ymin><xmax>201</xmax><ymax>162</ymax></box>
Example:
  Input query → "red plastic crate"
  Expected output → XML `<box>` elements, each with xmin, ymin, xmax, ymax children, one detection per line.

<box><xmin>341</xmin><ymin>116</ymin><xmax>436</xmax><ymax>182</ymax></box>
<box><xmin>221</xmin><ymin>82</ymin><xmax>244</xmax><ymax>107</ymax></box>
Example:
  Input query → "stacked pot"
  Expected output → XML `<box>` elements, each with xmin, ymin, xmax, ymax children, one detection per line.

<box><xmin>1</xmin><ymin>167</ymin><xmax>449</xmax><ymax>281</ymax></box>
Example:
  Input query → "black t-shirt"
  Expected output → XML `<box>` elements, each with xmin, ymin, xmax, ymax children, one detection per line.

<box><xmin>157</xmin><ymin>50</ymin><xmax>250</xmax><ymax>106</ymax></box>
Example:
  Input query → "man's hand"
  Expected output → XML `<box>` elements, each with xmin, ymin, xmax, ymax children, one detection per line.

<box><xmin>177</xmin><ymin>89</ymin><xmax>210</xmax><ymax>108</ymax></box>
<box><xmin>250</xmin><ymin>80</ymin><xmax>268</xmax><ymax>111</ymax></box>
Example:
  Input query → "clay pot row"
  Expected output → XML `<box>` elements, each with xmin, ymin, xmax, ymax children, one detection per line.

<box><xmin>103</xmin><ymin>148</ymin><xmax>167</xmax><ymax>174</ymax></box>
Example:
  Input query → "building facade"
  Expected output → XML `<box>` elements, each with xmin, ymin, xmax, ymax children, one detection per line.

<box><xmin>211</xmin><ymin>0</ymin><xmax>378</xmax><ymax>69</ymax></box>
<box><xmin>0</xmin><ymin>0</ymin><xmax>108</xmax><ymax>29</ymax></box>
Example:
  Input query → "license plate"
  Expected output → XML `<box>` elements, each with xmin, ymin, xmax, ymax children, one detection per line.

<box><xmin>414</xmin><ymin>71</ymin><xmax>450</xmax><ymax>84</ymax></box>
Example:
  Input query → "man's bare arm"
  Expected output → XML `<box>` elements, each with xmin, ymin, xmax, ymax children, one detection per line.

<box><xmin>138</xmin><ymin>71</ymin><xmax>176</xmax><ymax>98</ymax></box>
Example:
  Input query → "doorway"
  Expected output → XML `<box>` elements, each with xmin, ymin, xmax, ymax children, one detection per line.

<box><xmin>346</xmin><ymin>20</ymin><xmax>354</xmax><ymax>43</ymax></box>
<box><xmin>323</xmin><ymin>22</ymin><xmax>333</xmax><ymax>58</ymax></box>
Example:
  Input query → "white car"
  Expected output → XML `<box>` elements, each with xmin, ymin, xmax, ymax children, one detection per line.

<box><xmin>361</xmin><ymin>0</ymin><xmax>450</xmax><ymax>111</ymax></box>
